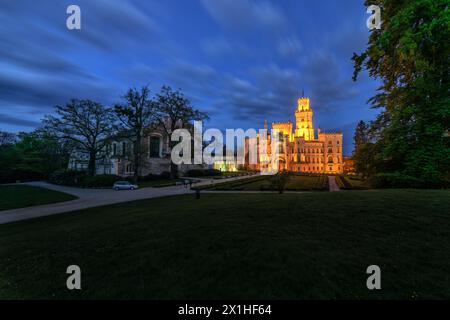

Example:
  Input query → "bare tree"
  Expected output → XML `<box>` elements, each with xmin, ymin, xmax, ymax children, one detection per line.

<box><xmin>154</xmin><ymin>86</ymin><xmax>208</xmax><ymax>178</ymax></box>
<box><xmin>43</xmin><ymin>99</ymin><xmax>114</xmax><ymax>176</ymax></box>
<box><xmin>0</xmin><ymin>131</ymin><xmax>16</xmax><ymax>145</ymax></box>
<box><xmin>114</xmin><ymin>86</ymin><xmax>155</xmax><ymax>182</ymax></box>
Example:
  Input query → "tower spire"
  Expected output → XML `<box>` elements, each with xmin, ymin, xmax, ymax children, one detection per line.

<box><xmin>302</xmin><ymin>88</ymin><xmax>304</xmax><ymax>98</ymax></box>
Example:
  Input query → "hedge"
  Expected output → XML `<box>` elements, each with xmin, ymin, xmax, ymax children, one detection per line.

<box><xmin>368</xmin><ymin>172</ymin><xmax>426</xmax><ymax>189</ymax></box>
<box><xmin>185</xmin><ymin>169</ymin><xmax>222</xmax><ymax>177</ymax></box>
<box><xmin>0</xmin><ymin>170</ymin><xmax>44</xmax><ymax>184</ymax></box>
<box><xmin>48</xmin><ymin>170</ymin><xmax>128</xmax><ymax>188</ymax></box>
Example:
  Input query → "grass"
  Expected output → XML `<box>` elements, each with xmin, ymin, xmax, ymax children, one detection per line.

<box><xmin>0</xmin><ymin>185</ymin><xmax>77</xmax><ymax>211</ymax></box>
<box><xmin>285</xmin><ymin>175</ymin><xmax>329</xmax><ymax>191</ymax></box>
<box><xmin>202</xmin><ymin>176</ymin><xmax>270</xmax><ymax>191</ymax></box>
<box><xmin>336</xmin><ymin>175</ymin><xmax>370</xmax><ymax>190</ymax></box>
<box><xmin>1</xmin><ymin>189</ymin><xmax>450</xmax><ymax>299</ymax></box>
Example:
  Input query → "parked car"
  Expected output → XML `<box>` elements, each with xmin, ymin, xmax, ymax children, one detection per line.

<box><xmin>113</xmin><ymin>181</ymin><xmax>139</xmax><ymax>190</ymax></box>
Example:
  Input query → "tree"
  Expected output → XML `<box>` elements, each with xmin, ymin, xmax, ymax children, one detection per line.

<box><xmin>114</xmin><ymin>86</ymin><xmax>155</xmax><ymax>182</ymax></box>
<box><xmin>352</xmin><ymin>120</ymin><xmax>374</xmax><ymax>177</ymax></box>
<box><xmin>154</xmin><ymin>86</ymin><xmax>209</xmax><ymax>178</ymax></box>
<box><xmin>353</xmin><ymin>120</ymin><xmax>370</xmax><ymax>152</ymax></box>
<box><xmin>271</xmin><ymin>171</ymin><xmax>292</xmax><ymax>194</ymax></box>
<box><xmin>352</xmin><ymin>0</ymin><xmax>450</xmax><ymax>183</ymax></box>
<box><xmin>0</xmin><ymin>131</ymin><xmax>16</xmax><ymax>145</ymax></box>
<box><xmin>43</xmin><ymin>99</ymin><xmax>114</xmax><ymax>176</ymax></box>
<box><xmin>0</xmin><ymin>130</ymin><xmax>73</xmax><ymax>183</ymax></box>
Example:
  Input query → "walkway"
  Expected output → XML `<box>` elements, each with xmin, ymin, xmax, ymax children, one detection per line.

<box><xmin>328</xmin><ymin>176</ymin><xmax>341</xmax><ymax>192</ymax></box>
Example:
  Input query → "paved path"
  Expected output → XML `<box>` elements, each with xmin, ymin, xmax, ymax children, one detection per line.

<box><xmin>0</xmin><ymin>175</ymin><xmax>259</xmax><ymax>225</ymax></box>
<box><xmin>328</xmin><ymin>176</ymin><xmax>341</xmax><ymax>192</ymax></box>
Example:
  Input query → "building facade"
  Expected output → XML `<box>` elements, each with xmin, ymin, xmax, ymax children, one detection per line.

<box><xmin>69</xmin><ymin>125</ymin><xmax>206</xmax><ymax>177</ymax></box>
<box><xmin>245</xmin><ymin>95</ymin><xmax>344</xmax><ymax>174</ymax></box>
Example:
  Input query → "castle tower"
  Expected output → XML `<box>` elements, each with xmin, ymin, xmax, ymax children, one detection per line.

<box><xmin>295</xmin><ymin>96</ymin><xmax>315</xmax><ymax>140</ymax></box>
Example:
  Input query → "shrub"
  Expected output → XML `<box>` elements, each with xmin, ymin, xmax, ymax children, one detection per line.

<box><xmin>368</xmin><ymin>172</ymin><xmax>425</xmax><ymax>189</ymax></box>
<box><xmin>48</xmin><ymin>170</ymin><xmax>127</xmax><ymax>188</ymax></box>
<box><xmin>185</xmin><ymin>169</ymin><xmax>222</xmax><ymax>177</ymax></box>
<box><xmin>81</xmin><ymin>175</ymin><xmax>126</xmax><ymax>188</ymax></box>
<box><xmin>139</xmin><ymin>171</ymin><xmax>171</xmax><ymax>182</ymax></box>
<box><xmin>48</xmin><ymin>170</ymin><xmax>86</xmax><ymax>186</ymax></box>
<box><xmin>0</xmin><ymin>170</ymin><xmax>44</xmax><ymax>184</ymax></box>
<box><xmin>160</xmin><ymin>171</ymin><xmax>171</xmax><ymax>179</ymax></box>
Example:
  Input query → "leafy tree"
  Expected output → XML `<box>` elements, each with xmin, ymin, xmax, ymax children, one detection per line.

<box><xmin>352</xmin><ymin>0</ymin><xmax>450</xmax><ymax>184</ymax></box>
<box><xmin>0</xmin><ymin>130</ymin><xmax>73</xmax><ymax>182</ymax></box>
<box><xmin>43</xmin><ymin>99</ymin><xmax>114</xmax><ymax>176</ymax></box>
<box><xmin>353</xmin><ymin>120</ymin><xmax>370</xmax><ymax>151</ymax></box>
<box><xmin>154</xmin><ymin>86</ymin><xmax>209</xmax><ymax>178</ymax></box>
<box><xmin>352</xmin><ymin>120</ymin><xmax>374</xmax><ymax>177</ymax></box>
<box><xmin>114</xmin><ymin>86</ymin><xmax>155</xmax><ymax>182</ymax></box>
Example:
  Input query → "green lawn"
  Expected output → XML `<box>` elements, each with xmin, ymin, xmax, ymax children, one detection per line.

<box><xmin>1</xmin><ymin>189</ymin><xmax>449</xmax><ymax>299</ymax></box>
<box><xmin>285</xmin><ymin>175</ymin><xmax>329</xmax><ymax>191</ymax></box>
<box><xmin>336</xmin><ymin>175</ymin><xmax>370</xmax><ymax>190</ymax></box>
<box><xmin>0</xmin><ymin>185</ymin><xmax>77</xmax><ymax>211</ymax></box>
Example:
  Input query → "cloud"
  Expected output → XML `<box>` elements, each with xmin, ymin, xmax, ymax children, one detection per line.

<box><xmin>278</xmin><ymin>36</ymin><xmax>302</xmax><ymax>57</ymax></box>
<box><xmin>201</xmin><ymin>38</ymin><xmax>234</xmax><ymax>56</ymax></box>
<box><xmin>0</xmin><ymin>113</ymin><xmax>41</xmax><ymax>128</ymax></box>
<box><xmin>201</xmin><ymin>0</ymin><xmax>286</xmax><ymax>31</ymax></box>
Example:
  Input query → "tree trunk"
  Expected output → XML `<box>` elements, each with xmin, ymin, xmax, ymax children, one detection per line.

<box><xmin>169</xmin><ymin>139</ymin><xmax>178</xmax><ymax>179</ymax></box>
<box><xmin>170</xmin><ymin>161</ymin><xmax>179</xmax><ymax>179</ymax></box>
<box><xmin>88</xmin><ymin>151</ymin><xmax>97</xmax><ymax>176</ymax></box>
<box><xmin>133</xmin><ymin>136</ymin><xmax>141</xmax><ymax>183</ymax></box>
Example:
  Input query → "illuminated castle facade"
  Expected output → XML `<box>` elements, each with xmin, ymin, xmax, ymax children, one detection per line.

<box><xmin>245</xmin><ymin>95</ymin><xmax>343</xmax><ymax>174</ymax></box>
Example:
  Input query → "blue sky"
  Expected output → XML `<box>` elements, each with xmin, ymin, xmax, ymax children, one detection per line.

<box><xmin>0</xmin><ymin>0</ymin><xmax>380</xmax><ymax>155</ymax></box>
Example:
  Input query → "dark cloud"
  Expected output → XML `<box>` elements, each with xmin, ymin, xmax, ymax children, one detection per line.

<box><xmin>201</xmin><ymin>0</ymin><xmax>286</xmax><ymax>31</ymax></box>
<box><xmin>0</xmin><ymin>0</ymin><xmax>379</xmax><ymax>157</ymax></box>
<box><xmin>0</xmin><ymin>113</ymin><xmax>41</xmax><ymax>128</ymax></box>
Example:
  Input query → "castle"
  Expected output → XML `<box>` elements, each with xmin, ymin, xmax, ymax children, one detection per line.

<box><xmin>245</xmin><ymin>95</ymin><xmax>343</xmax><ymax>174</ymax></box>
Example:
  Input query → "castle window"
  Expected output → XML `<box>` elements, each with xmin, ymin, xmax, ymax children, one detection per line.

<box><xmin>122</xmin><ymin>142</ymin><xmax>127</xmax><ymax>156</ymax></box>
<box><xmin>113</xmin><ymin>143</ymin><xmax>117</xmax><ymax>156</ymax></box>
<box><xmin>125</xmin><ymin>163</ymin><xmax>134</xmax><ymax>174</ymax></box>
<box><xmin>328</xmin><ymin>148</ymin><xmax>333</xmax><ymax>153</ymax></box>
<box><xmin>150</xmin><ymin>136</ymin><xmax>161</xmax><ymax>158</ymax></box>
<box><xmin>328</xmin><ymin>156</ymin><xmax>333</xmax><ymax>163</ymax></box>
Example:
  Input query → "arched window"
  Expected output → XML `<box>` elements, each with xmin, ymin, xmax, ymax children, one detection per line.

<box><xmin>328</xmin><ymin>156</ymin><xmax>333</xmax><ymax>164</ymax></box>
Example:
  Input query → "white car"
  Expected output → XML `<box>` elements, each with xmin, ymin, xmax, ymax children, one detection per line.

<box><xmin>113</xmin><ymin>181</ymin><xmax>139</xmax><ymax>190</ymax></box>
